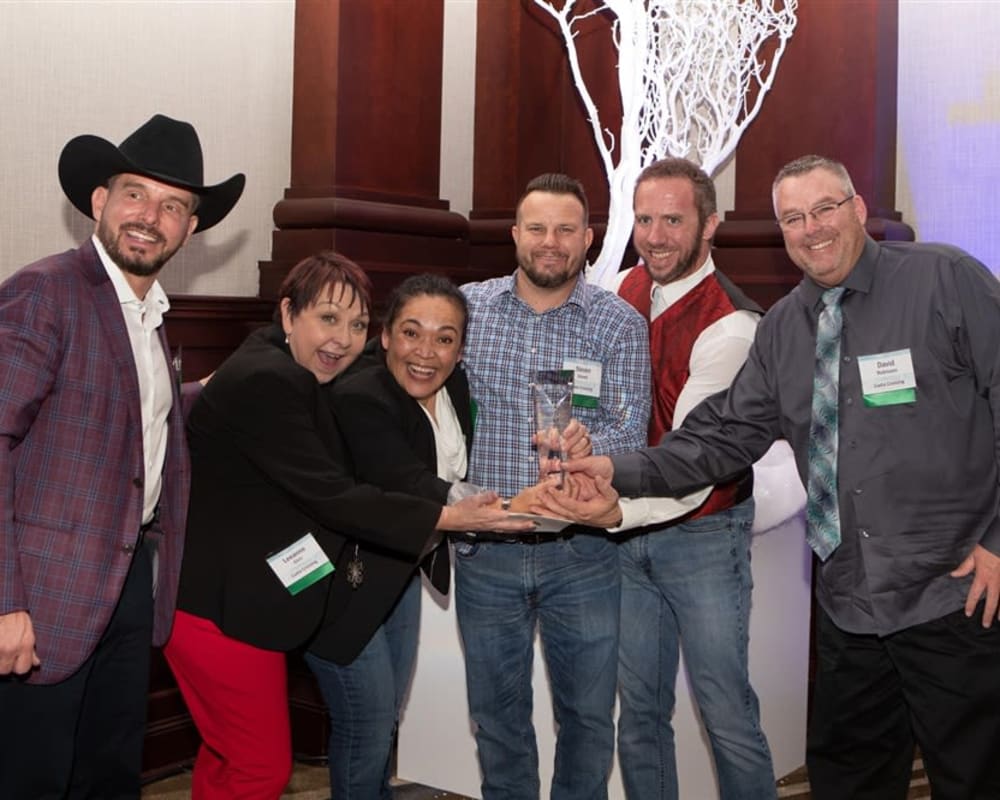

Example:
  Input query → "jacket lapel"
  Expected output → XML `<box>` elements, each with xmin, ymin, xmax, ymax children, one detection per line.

<box><xmin>78</xmin><ymin>240</ymin><xmax>142</xmax><ymax>428</ymax></box>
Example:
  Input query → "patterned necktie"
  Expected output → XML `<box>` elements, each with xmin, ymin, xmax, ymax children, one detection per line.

<box><xmin>806</xmin><ymin>286</ymin><xmax>847</xmax><ymax>561</ymax></box>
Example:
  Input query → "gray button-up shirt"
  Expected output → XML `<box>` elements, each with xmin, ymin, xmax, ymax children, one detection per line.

<box><xmin>614</xmin><ymin>237</ymin><xmax>1000</xmax><ymax>635</ymax></box>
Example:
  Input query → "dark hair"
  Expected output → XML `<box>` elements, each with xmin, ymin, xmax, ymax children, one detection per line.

<box><xmin>634</xmin><ymin>158</ymin><xmax>717</xmax><ymax>225</ymax></box>
<box><xmin>383</xmin><ymin>273</ymin><xmax>469</xmax><ymax>343</ymax></box>
<box><xmin>772</xmin><ymin>155</ymin><xmax>855</xmax><ymax>198</ymax></box>
<box><xmin>274</xmin><ymin>250</ymin><xmax>372</xmax><ymax>322</ymax></box>
<box><xmin>515</xmin><ymin>173</ymin><xmax>589</xmax><ymax>224</ymax></box>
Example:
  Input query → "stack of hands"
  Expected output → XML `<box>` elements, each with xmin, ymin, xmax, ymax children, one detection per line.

<box><xmin>441</xmin><ymin>419</ymin><xmax>624</xmax><ymax>532</ymax></box>
<box><xmin>510</xmin><ymin>419</ymin><xmax>624</xmax><ymax>529</ymax></box>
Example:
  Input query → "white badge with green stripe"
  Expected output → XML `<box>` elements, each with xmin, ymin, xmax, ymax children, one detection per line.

<box><xmin>563</xmin><ymin>357</ymin><xmax>602</xmax><ymax>409</ymax></box>
<box><xmin>857</xmin><ymin>349</ymin><xmax>916</xmax><ymax>406</ymax></box>
<box><xmin>266</xmin><ymin>532</ymin><xmax>334</xmax><ymax>595</ymax></box>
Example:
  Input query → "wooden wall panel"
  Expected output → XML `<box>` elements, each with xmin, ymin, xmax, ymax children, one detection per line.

<box><xmin>731</xmin><ymin>0</ymin><xmax>901</xmax><ymax>220</ymax></box>
<box><xmin>473</xmin><ymin>0</ymin><xmax>618</xmax><ymax>221</ymax></box>
<box><xmin>717</xmin><ymin>0</ymin><xmax>910</xmax><ymax>308</ymax></box>
<box><xmin>289</xmin><ymin>0</ymin><xmax>444</xmax><ymax>207</ymax></box>
<box><xmin>333</xmin><ymin>0</ymin><xmax>445</xmax><ymax>205</ymax></box>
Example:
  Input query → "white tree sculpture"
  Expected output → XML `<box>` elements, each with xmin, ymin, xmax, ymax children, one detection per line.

<box><xmin>533</xmin><ymin>0</ymin><xmax>798</xmax><ymax>288</ymax></box>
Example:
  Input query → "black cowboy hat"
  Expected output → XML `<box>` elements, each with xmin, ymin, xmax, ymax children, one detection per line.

<box><xmin>58</xmin><ymin>114</ymin><xmax>245</xmax><ymax>233</ymax></box>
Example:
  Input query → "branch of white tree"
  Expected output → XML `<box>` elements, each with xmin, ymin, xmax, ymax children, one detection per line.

<box><xmin>535</xmin><ymin>0</ymin><xmax>797</xmax><ymax>287</ymax></box>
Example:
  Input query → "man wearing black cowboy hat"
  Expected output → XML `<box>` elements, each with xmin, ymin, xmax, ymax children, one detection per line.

<box><xmin>0</xmin><ymin>114</ymin><xmax>244</xmax><ymax>798</ymax></box>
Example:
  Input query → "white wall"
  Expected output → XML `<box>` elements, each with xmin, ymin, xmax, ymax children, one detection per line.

<box><xmin>0</xmin><ymin>0</ymin><xmax>294</xmax><ymax>296</ymax></box>
<box><xmin>440</xmin><ymin>0</ymin><xmax>478</xmax><ymax>218</ymax></box>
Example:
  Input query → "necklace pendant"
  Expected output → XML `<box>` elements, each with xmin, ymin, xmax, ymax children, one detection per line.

<box><xmin>346</xmin><ymin>547</ymin><xmax>364</xmax><ymax>589</ymax></box>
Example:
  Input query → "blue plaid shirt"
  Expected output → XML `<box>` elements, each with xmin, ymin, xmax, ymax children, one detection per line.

<box><xmin>461</xmin><ymin>272</ymin><xmax>651</xmax><ymax>497</ymax></box>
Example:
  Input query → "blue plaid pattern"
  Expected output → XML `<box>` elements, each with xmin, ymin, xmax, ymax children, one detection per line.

<box><xmin>806</xmin><ymin>286</ymin><xmax>846</xmax><ymax>561</ymax></box>
<box><xmin>461</xmin><ymin>274</ymin><xmax>650</xmax><ymax>497</ymax></box>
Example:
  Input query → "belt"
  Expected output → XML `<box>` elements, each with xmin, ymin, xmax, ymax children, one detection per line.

<box><xmin>453</xmin><ymin>530</ymin><xmax>574</xmax><ymax>545</ymax></box>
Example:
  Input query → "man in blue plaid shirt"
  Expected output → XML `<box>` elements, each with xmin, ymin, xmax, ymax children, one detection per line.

<box><xmin>456</xmin><ymin>173</ymin><xmax>650</xmax><ymax>799</ymax></box>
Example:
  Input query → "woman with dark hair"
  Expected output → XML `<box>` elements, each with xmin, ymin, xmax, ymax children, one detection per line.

<box><xmin>164</xmin><ymin>255</ymin><xmax>527</xmax><ymax>800</ymax></box>
<box><xmin>303</xmin><ymin>273</ymin><xmax>484</xmax><ymax>798</ymax></box>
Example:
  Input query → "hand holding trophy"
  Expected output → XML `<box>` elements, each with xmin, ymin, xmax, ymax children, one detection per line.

<box><xmin>531</xmin><ymin>369</ymin><xmax>574</xmax><ymax>488</ymax></box>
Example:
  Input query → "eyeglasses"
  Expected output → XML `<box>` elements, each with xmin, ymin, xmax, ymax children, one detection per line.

<box><xmin>777</xmin><ymin>195</ymin><xmax>855</xmax><ymax>231</ymax></box>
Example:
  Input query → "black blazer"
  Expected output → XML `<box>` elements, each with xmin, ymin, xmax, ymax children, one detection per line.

<box><xmin>175</xmin><ymin>325</ymin><xmax>442</xmax><ymax>653</ymax></box>
<box><xmin>307</xmin><ymin>340</ymin><xmax>473</xmax><ymax>664</ymax></box>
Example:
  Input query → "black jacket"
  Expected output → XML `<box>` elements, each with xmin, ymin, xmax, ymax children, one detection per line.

<box><xmin>176</xmin><ymin>325</ymin><xmax>441</xmax><ymax>657</ymax></box>
<box><xmin>307</xmin><ymin>339</ymin><xmax>473</xmax><ymax>663</ymax></box>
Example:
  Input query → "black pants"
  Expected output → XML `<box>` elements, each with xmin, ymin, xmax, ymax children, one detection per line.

<box><xmin>807</xmin><ymin>604</ymin><xmax>1000</xmax><ymax>800</ymax></box>
<box><xmin>0</xmin><ymin>537</ymin><xmax>154</xmax><ymax>800</ymax></box>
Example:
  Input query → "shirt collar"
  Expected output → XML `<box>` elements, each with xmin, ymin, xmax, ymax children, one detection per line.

<box><xmin>798</xmin><ymin>235</ymin><xmax>878</xmax><ymax>311</ymax></box>
<box><xmin>92</xmin><ymin>234</ymin><xmax>170</xmax><ymax>322</ymax></box>
<box><xmin>648</xmin><ymin>254</ymin><xmax>716</xmax><ymax>310</ymax></box>
<box><xmin>490</xmin><ymin>269</ymin><xmax>590</xmax><ymax>311</ymax></box>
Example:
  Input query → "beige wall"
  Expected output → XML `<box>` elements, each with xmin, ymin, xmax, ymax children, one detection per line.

<box><xmin>0</xmin><ymin>0</ymin><xmax>294</xmax><ymax>296</ymax></box>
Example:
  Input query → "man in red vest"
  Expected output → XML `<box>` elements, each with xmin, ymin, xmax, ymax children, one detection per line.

<box><xmin>610</xmin><ymin>158</ymin><xmax>775</xmax><ymax>800</ymax></box>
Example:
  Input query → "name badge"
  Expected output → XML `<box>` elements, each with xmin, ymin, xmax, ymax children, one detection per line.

<box><xmin>266</xmin><ymin>532</ymin><xmax>334</xmax><ymax>595</ymax></box>
<box><xmin>857</xmin><ymin>349</ymin><xmax>917</xmax><ymax>406</ymax></box>
<box><xmin>563</xmin><ymin>357</ymin><xmax>602</xmax><ymax>409</ymax></box>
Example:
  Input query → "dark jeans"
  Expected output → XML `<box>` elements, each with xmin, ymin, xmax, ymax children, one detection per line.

<box><xmin>0</xmin><ymin>536</ymin><xmax>154</xmax><ymax>800</ymax></box>
<box><xmin>807</xmin><ymin>604</ymin><xmax>1000</xmax><ymax>800</ymax></box>
<box><xmin>454</xmin><ymin>534</ymin><xmax>620</xmax><ymax>800</ymax></box>
<box><xmin>305</xmin><ymin>576</ymin><xmax>422</xmax><ymax>800</ymax></box>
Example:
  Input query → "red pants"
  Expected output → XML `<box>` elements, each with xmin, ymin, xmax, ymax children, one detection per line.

<box><xmin>164</xmin><ymin>611</ymin><xmax>292</xmax><ymax>799</ymax></box>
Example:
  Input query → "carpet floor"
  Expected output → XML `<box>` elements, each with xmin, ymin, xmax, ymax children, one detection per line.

<box><xmin>143</xmin><ymin>759</ymin><xmax>932</xmax><ymax>800</ymax></box>
<box><xmin>141</xmin><ymin>764</ymin><xmax>473</xmax><ymax>800</ymax></box>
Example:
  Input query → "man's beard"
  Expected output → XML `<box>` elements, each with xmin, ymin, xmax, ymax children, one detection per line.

<box><xmin>642</xmin><ymin>217</ymin><xmax>707</xmax><ymax>285</ymax></box>
<box><xmin>518</xmin><ymin>250</ymin><xmax>584</xmax><ymax>289</ymax></box>
<box><xmin>97</xmin><ymin>219</ymin><xmax>176</xmax><ymax>277</ymax></box>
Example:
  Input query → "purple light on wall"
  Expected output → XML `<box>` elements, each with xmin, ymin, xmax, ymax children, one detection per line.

<box><xmin>897</xmin><ymin>2</ymin><xmax>999</xmax><ymax>274</ymax></box>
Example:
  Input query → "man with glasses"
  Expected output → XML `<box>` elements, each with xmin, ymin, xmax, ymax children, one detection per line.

<box><xmin>546</xmin><ymin>154</ymin><xmax>1000</xmax><ymax>799</ymax></box>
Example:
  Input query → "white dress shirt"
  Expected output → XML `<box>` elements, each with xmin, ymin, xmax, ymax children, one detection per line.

<box><xmin>93</xmin><ymin>235</ymin><xmax>172</xmax><ymax>527</ymax></box>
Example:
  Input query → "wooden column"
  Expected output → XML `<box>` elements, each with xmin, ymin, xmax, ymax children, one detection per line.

<box><xmin>262</xmin><ymin>0</ymin><xmax>484</xmax><ymax>314</ymax></box>
<box><xmin>714</xmin><ymin>0</ymin><xmax>913</xmax><ymax>307</ymax></box>
<box><xmin>470</xmin><ymin>0</ymin><xmax>627</xmax><ymax>273</ymax></box>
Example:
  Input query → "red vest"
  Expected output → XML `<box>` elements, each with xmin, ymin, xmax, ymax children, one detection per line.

<box><xmin>619</xmin><ymin>266</ymin><xmax>754</xmax><ymax>522</ymax></box>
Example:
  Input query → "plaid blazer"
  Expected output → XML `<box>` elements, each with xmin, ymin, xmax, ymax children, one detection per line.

<box><xmin>0</xmin><ymin>240</ymin><xmax>190</xmax><ymax>684</ymax></box>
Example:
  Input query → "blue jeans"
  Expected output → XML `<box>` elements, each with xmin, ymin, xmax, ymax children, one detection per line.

<box><xmin>305</xmin><ymin>576</ymin><xmax>421</xmax><ymax>800</ymax></box>
<box><xmin>617</xmin><ymin>498</ymin><xmax>776</xmax><ymax>800</ymax></box>
<box><xmin>454</xmin><ymin>534</ymin><xmax>620</xmax><ymax>800</ymax></box>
